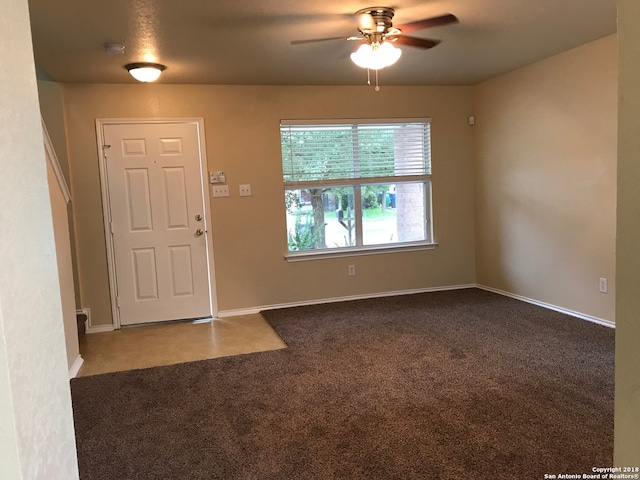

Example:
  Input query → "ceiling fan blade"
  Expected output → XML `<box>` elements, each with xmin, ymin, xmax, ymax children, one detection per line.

<box><xmin>291</xmin><ymin>36</ymin><xmax>350</xmax><ymax>45</ymax></box>
<box><xmin>392</xmin><ymin>36</ymin><xmax>441</xmax><ymax>49</ymax></box>
<box><xmin>395</xmin><ymin>13</ymin><xmax>459</xmax><ymax>34</ymax></box>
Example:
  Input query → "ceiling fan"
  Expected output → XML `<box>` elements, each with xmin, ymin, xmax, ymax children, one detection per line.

<box><xmin>291</xmin><ymin>7</ymin><xmax>458</xmax><ymax>51</ymax></box>
<box><xmin>291</xmin><ymin>7</ymin><xmax>458</xmax><ymax>89</ymax></box>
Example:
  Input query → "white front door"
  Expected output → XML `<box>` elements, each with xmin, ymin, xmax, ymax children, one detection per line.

<box><xmin>102</xmin><ymin>121</ymin><xmax>212</xmax><ymax>326</ymax></box>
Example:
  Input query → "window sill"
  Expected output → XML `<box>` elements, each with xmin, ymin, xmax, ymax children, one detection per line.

<box><xmin>285</xmin><ymin>242</ymin><xmax>438</xmax><ymax>262</ymax></box>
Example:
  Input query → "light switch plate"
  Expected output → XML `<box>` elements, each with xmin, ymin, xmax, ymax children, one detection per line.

<box><xmin>212</xmin><ymin>185</ymin><xmax>229</xmax><ymax>197</ymax></box>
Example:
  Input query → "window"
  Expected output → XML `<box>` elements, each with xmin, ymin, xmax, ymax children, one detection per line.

<box><xmin>281</xmin><ymin>119</ymin><xmax>434</xmax><ymax>258</ymax></box>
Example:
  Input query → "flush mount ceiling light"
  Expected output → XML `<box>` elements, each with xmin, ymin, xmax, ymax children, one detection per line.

<box><xmin>125</xmin><ymin>62</ymin><xmax>166</xmax><ymax>82</ymax></box>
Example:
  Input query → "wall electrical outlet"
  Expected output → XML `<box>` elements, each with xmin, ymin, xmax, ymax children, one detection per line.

<box><xmin>239</xmin><ymin>184</ymin><xmax>251</xmax><ymax>197</ymax></box>
<box><xmin>599</xmin><ymin>277</ymin><xmax>608</xmax><ymax>293</ymax></box>
<box><xmin>212</xmin><ymin>185</ymin><xmax>229</xmax><ymax>197</ymax></box>
<box><xmin>348</xmin><ymin>265</ymin><xmax>356</xmax><ymax>276</ymax></box>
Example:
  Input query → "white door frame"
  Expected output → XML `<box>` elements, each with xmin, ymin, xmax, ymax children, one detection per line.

<box><xmin>95</xmin><ymin>117</ymin><xmax>218</xmax><ymax>329</ymax></box>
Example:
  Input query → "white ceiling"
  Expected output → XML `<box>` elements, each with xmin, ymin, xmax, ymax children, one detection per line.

<box><xmin>28</xmin><ymin>0</ymin><xmax>617</xmax><ymax>86</ymax></box>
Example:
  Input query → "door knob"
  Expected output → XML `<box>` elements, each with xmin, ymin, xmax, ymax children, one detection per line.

<box><xmin>195</xmin><ymin>228</ymin><xmax>204</xmax><ymax>237</ymax></box>
<box><xmin>195</xmin><ymin>214</ymin><xmax>202</xmax><ymax>221</ymax></box>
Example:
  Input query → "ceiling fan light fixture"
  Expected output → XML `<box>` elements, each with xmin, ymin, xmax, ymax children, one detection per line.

<box><xmin>125</xmin><ymin>62</ymin><xmax>166</xmax><ymax>82</ymax></box>
<box><xmin>350</xmin><ymin>42</ymin><xmax>401</xmax><ymax>70</ymax></box>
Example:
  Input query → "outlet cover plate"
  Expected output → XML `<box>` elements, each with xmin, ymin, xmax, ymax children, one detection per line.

<box><xmin>599</xmin><ymin>277</ymin><xmax>608</xmax><ymax>293</ymax></box>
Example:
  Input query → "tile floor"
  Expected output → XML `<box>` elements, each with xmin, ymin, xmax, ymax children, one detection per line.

<box><xmin>77</xmin><ymin>314</ymin><xmax>287</xmax><ymax>377</ymax></box>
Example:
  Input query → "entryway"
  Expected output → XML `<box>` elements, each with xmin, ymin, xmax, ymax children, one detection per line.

<box><xmin>77</xmin><ymin>314</ymin><xmax>286</xmax><ymax>376</ymax></box>
<box><xmin>97</xmin><ymin>119</ymin><xmax>216</xmax><ymax>327</ymax></box>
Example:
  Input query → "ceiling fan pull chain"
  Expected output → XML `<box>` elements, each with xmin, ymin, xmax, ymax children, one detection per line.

<box><xmin>367</xmin><ymin>68</ymin><xmax>371</xmax><ymax>86</ymax></box>
<box><xmin>375</xmin><ymin>69</ymin><xmax>380</xmax><ymax>92</ymax></box>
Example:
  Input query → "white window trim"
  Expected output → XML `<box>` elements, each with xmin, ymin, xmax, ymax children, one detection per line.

<box><xmin>281</xmin><ymin>118</ymin><xmax>434</xmax><ymax>259</ymax></box>
<box><xmin>281</xmin><ymin>117</ymin><xmax>432</xmax><ymax>126</ymax></box>
<box><xmin>285</xmin><ymin>242</ymin><xmax>439</xmax><ymax>262</ymax></box>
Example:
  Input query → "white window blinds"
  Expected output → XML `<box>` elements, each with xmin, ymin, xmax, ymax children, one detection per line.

<box><xmin>280</xmin><ymin>120</ymin><xmax>431</xmax><ymax>183</ymax></box>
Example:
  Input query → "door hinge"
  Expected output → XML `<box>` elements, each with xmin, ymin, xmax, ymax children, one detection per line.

<box><xmin>110</xmin><ymin>221</ymin><xmax>114</xmax><ymax>234</ymax></box>
<box><xmin>102</xmin><ymin>144</ymin><xmax>111</xmax><ymax>157</ymax></box>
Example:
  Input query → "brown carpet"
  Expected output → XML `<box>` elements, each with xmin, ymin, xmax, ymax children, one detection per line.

<box><xmin>70</xmin><ymin>288</ymin><xmax>614</xmax><ymax>479</ymax></box>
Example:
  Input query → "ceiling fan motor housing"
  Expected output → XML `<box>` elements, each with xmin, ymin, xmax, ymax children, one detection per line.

<box><xmin>356</xmin><ymin>7</ymin><xmax>395</xmax><ymax>35</ymax></box>
<box><xmin>290</xmin><ymin>7</ymin><xmax>456</xmax><ymax>51</ymax></box>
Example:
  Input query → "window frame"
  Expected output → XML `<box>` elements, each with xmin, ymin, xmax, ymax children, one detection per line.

<box><xmin>281</xmin><ymin>118</ymin><xmax>437</xmax><ymax>261</ymax></box>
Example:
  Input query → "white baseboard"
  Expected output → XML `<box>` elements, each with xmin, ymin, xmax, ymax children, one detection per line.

<box><xmin>219</xmin><ymin>283</ymin><xmax>615</xmax><ymax>330</ymax></box>
<box><xmin>85</xmin><ymin>324</ymin><xmax>115</xmax><ymax>334</ymax></box>
<box><xmin>68</xmin><ymin>355</ymin><xmax>84</xmax><ymax>379</ymax></box>
<box><xmin>217</xmin><ymin>284</ymin><xmax>477</xmax><ymax>318</ymax></box>
<box><xmin>78</xmin><ymin>307</ymin><xmax>115</xmax><ymax>333</ymax></box>
<box><xmin>477</xmin><ymin>284</ymin><xmax>615</xmax><ymax>328</ymax></box>
<box><xmin>82</xmin><ymin>284</ymin><xmax>611</xmax><ymax>330</ymax></box>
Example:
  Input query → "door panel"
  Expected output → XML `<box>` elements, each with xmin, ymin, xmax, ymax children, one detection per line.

<box><xmin>104</xmin><ymin>122</ymin><xmax>211</xmax><ymax>325</ymax></box>
<box><xmin>125</xmin><ymin>168</ymin><xmax>153</xmax><ymax>231</ymax></box>
<box><xmin>169</xmin><ymin>245</ymin><xmax>195</xmax><ymax>296</ymax></box>
<box><xmin>163</xmin><ymin>167</ymin><xmax>189</xmax><ymax>229</ymax></box>
<box><xmin>132</xmin><ymin>248</ymin><xmax>159</xmax><ymax>300</ymax></box>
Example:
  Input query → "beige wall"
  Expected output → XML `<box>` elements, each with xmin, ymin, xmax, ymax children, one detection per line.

<box><xmin>38</xmin><ymin>80</ymin><xmax>71</xmax><ymax>181</ymax></box>
<box><xmin>38</xmin><ymin>79</ymin><xmax>82</xmax><ymax>307</ymax></box>
<box><xmin>45</xmin><ymin>144</ymin><xmax>80</xmax><ymax>371</ymax></box>
<box><xmin>473</xmin><ymin>35</ymin><xmax>617</xmax><ymax>323</ymax></box>
<box><xmin>62</xmin><ymin>84</ymin><xmax>476</xmax><ymax>326</ymax></box>
<box><xmin>615</xmin><ymin>0</ymin><xmax>640</xmax><ymax>465</ymax></box>
<box><xmin>0</xmin><ymin>0</ymin><xmax>79</xmax><ymax>477</ymax></box>
<box><xmin>39</xmin><ymin>79</ymin><xmax>82</xmax><ymax>371</ymax></box>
